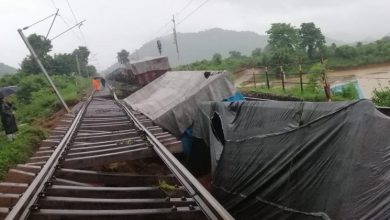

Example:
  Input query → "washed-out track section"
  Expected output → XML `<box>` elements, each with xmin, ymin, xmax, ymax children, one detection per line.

<box><xmin>0</xmin><ymin>88</ymin><xmax>233</xmax><ymax>220</ymax></box>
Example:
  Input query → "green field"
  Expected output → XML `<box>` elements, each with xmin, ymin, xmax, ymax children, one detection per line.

<box><xmin>0</xmin><ymin>74</ymin><xmax>90</xmax><ymax>178</ymax></box>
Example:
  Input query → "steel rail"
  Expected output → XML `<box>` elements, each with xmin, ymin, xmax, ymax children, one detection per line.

<box><xmin>110</xmin><ymin>88</ymin><xmax>233</xmax><ymax>219</ymax></box>
<box><xmin>5</xmin><ymin>92</ymin><xmax>95</xmax><ymax>220</ymax></box>
<box><xmin>6</xmin><ymin>85</ymin><xmax>232</xmax><ymax>219</ymax></box>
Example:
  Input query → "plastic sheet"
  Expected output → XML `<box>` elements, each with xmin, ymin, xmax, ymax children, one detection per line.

<box><xmin>193</xmin><ymin>100</ymin><xmax>390</xmax><ymax>219</ymax></box>
<box><xmin>124</xmin><ymin>71</ymin><xmax>236</xmax><ymax>137</ymax></box>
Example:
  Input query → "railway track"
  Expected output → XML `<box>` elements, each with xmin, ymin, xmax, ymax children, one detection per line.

<box><xmin>0</xmin><ymin>87</ymin><xmax>233</xmax><ymax>220</ymax></box>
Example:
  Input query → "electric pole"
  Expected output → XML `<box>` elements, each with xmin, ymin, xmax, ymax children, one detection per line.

<box><xmin>172</xmin><ymin>15</ymin><xmax>180</xmax><ymax>65</ymax></box>
<box><xmin>17</xmin><ymin>29</ymin><xmax>71</xmax><ymax>113</ymax></box>
<box><xmin>75</xmin><ymin>54</ymin><xmax>82</xmax><ymax>76</ymax></box>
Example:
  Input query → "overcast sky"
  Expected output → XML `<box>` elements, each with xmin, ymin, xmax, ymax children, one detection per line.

<box><xmin>1</xmin><ymin>0</ymin><xmax>389</xmax><ymax>71</ymax></box>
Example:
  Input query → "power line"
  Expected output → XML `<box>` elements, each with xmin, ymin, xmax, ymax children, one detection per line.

<box><xmin>65</xmin><ymin>0</ymin><xmax>88</xmax><ymax>47</ymax></box>
<box><xmin>66</xmin><ymin>0</ymin><xmax>78</xmax><ymax>23</ymax></box>
<box><xmin>57</xmin><ymin>14</ymin><xmax>84</xmax><ymax>43</ymax></box>
<box><xmin>177</xmin><ymin>0</ymin><xmax>210</xmax><ymax>26</ymax></box>
<box><xmin>152</xmin><ymin>0</ymin><xmax>211</xmax><ymax>39</ymax></box>
<box><xmin>50</xmin><ymin>20</ymin><xmax>86</xmax><ymax>41</ymax></box>
<box><xmin>175</xmin><ymin>0</ymin><xmax>195</xmax><ymax>17</ymax></box>
<box><xmin>149</xmin><ymin>20</ymin><xmax>171</xmax><ymax>39</ymax></box>
<box><xmin>78</xmin><ymin>28</ymin><xmax>88</xmax><ymax>47</ymax></box>
<box><xmin>45</xmin><ymin>9</ymin><xmax>59</xmax><ymax>39</ymax></box>
<box><xmin>106</xmin><ymin>0</ymin><xmax>210</xmax><ymax>64</ymax></box>
<box><xmin>49</xmin><ymin>0</ymin><xmax>85</xmax><ymax>45</ymax></box>
<box><xmin>50</xmin><ymin>0</ymin><xmax>58</xmax><ymax>9</ymax></box>
<box><xmin>22</xmin><ymin>13</ymin><xmax>57</xmax><ymax>30</ymax></box>
<box><xmin>147</xmin><ymin>0</ymin><xmax>200</xmax><ymax>41</ymax></box>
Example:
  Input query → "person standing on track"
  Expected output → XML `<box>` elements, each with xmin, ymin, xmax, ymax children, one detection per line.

<box><xmin>92</xmin><ymin>78</ymin><xmax>100</xmax><ymax>91</ymax></box>
<box><xmin>0</xmin><ymin>97</ymin><xmax>18</xmax><ymax>140</ymax></box>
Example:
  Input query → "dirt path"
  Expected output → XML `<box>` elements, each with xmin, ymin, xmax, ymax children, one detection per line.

<box><xmin>327</xmin><ymin>64</ymin><xmax>390</xmax><ymax>83</ymax></box>
<box><xmin>234</xmin><ymin>64</ymin><xmax>390</xmax><ymax>98</ymax></box>
<box><xmin>234</xmin><ymin>68</ymin><xmax>263</xmax><ymax>87</ymax></box>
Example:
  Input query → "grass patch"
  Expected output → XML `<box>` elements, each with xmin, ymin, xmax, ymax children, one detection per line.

<box><xmin>158</xmin><ymin>180</ymin><xmax>180</xmax><ymax>197</ymax></box>
<box><xmin>247</xmin><ymin>84</ymin><xmax>357</xmax><ymax>102</ymax></box>
<box><xmin>0</xmin><ymin>125</ymin><xmax>46</xmax><ymax>178</ymax></box>
<box><xmin>0</xmin><ymin>74</ymin><xmax>90</xmax><ymax>179</ymax></box>
<box><xmin>372</xmin><ymin>88</ymin><xmax>390</xmax><ymax>107</ymax></box>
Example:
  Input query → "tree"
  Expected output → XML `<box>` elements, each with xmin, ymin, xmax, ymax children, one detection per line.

<box><xmin>266</xmin><ymin>23</ymin><xmax>299</xmax><ymax>64</ymax></box>
<box><xmin>335</xmin><ymin>45</ymin><xmax>357</xmax><ymax>58</ymax></box>
<box><xmin>21</xmin><ymin>34</ymin><xmax>53</xmax><ymax>74</ymax></box>
<box><xmin>381</xmin><ymin>36</ymin><xmax>390</xmax><ymax>42</ymax></box>
<box><xmin>87</xmin><ymin>65</ymin><xmax>97</xmax><ymax>76</ymax></box>
<box><xmin>52</xmin><ymin>53</ymin><xmax>76</xmax><ymax>75</ymax></box>
<box><xmin>73</xmin><ymin>47</ymin><xmax>90</xmax><ymax>66</ymax></box>
<box><xmin>28</xmin><ymin>34</ymin><xmax>52</xmax><ymax>58</ymax></box>
<box><xmin>299</xmin><ymin>22</ymin><xmax>326</xmax><ymax>59</ymax></box>
<box><xmin>212</xmin><ymin>53</ymin><xmax>222</xmax><ymax>64</ymax></box>
<box><xmin>117</xmin><ymin>49</ymin><xmax>130</xmax><ymax>65</ymax></box>
<box><xmin>73</xmin><ymin>46</ymin><xmax>91</xmax><ymax>77</ymax></box>
<box><xmin>251</xmin><ymin>48</ymin><xmax>262</xmax><ymax>57</ymax></box>
<box><xmin>228</xmin><ymin>51</ymin><xmax>242</xmax><ymax>58</ymax></box>
<box><xmin>19</xmin><ymin>32</ymin><xmax>95</xmax><ymax>76</ymax></box>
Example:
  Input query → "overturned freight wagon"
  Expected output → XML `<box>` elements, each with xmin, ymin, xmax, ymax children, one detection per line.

<box><xmin>124</xmin><ymin>71</ymin><xmax>237</xmax><ymax>137</ymax></box>
<box><xmin>193</xmin><ymin>100</ymin><xmax>390</xmax><ymax>220</ymax></box>
<box><xmin>130</xmin><ymin>56</ymin><xmax>171</xmax><ymax>86</ymax></box>
<box><xmin>105</xmin><ymin>56</ymin><xmax>170</xmax><ymax>86</ymax></box>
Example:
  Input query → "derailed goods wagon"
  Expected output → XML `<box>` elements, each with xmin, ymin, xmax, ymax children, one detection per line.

<box><xmin>193</xmin><ymin>100</ymin><xmax>390</xmax><ymax>219</ymax></box>
<box><xmin>105</xmin><ymin>56</ymin><xmax>170</xmax><ymax>86</ymax></box>
<box><xmin>124</xmin><ymin>71</ymin><xmax>237</xmax><ymax>137</ymax></box>
<box><xmin>130</xmin><ymin>56</ymin><xmax>171</xmax><ymax>86</ymax></box>
<box><xmin>124</xmin><ymin>70</ymin><xmax>241</xmax><ymax>175</ymax></box>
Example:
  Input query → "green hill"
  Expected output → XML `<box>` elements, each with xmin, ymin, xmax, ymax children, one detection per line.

<box><xmin>0</xmin><ymin>63</ymin><xmax>17</xmax><ymax>75</ymax></box>
<box><xmin>130</xmin><ymin>28</ymin><xmax>345</xmax><ymax>67</ymax></box>
<box><xmin>131</xmin><ymin>28</ymin><xmax>268</xmax><ymax>67</ymax></box>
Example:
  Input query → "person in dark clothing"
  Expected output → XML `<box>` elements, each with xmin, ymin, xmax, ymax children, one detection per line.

<box><xmin>0</xmin><ymin>98</ymin><xmax>18</xmax><ymax>140</ymax></box>
<box><xmin>100</xmin><ymin>78</ymin><xmax>106</xmax><ymax>88</ymax></box>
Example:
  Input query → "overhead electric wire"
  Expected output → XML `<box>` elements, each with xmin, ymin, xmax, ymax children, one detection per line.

<box><xmin>51</xmin><ymin>18</ymin><xmax>85</xmax><ymax>41</ymax></box>
<box><xmin>57</xmin><ymin>14</ymin><xmax>84</xmax><ymax>44</ymax></box>
<box><xmin>45</xmin><ymin>9</ymin><xmax>59</xmax><ymax>39</ymax></box>
<box><xmin>51</xmin><ymin>0</ymin><xmax>58</xmax><ymax>9</ymax></box>
<box><xmin>151</xmin><ymin>0</ymin><xmax>194</xmax><ymax>37</ymax></box>
<box><xmin>147</xmin><ymin>0</ymin><xmax>210</xmax><ymax>42</ymax></box>
<box><xmin>22</xmin><ymin>13</ymin><xmax>57</xmax><ymax>30</ymax></box>
<box><xmin>148</xmin><ymin>20</ymin><xmax>172</xmax><ymax>40</ymax></box>
<box><xmin>65</xmin><ymin>0</ymin><xmax>88</xmax><ymax>47</ymax></box>
<box><xmin>177</xmin><ymin>0</ymin><xmax>210</xmax><ymax>26</ymax></box>
<box><xmin>78</xmin><ymin>29</ymin><xmax>88</xmax><ymax>47</ymax></box>
<box><xmin>175</xmin><ymin>0</ymin><xmax>195</xmax><ymax>17</ymax></box>
<box><xmin>49</xmin><ymin>0</ymin><xmax>85</xmax><ymax>45</ymax></box>
<box><xmin>66</xmin><ymin>0</ymin><xmax>78</xmax><ymax>23</ymax></box>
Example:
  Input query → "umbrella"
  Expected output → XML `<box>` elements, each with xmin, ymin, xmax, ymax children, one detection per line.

<box><xmin>0</xmin><ymin>86</ymin><xmax>19</xmax><ymax>98</ymax></box>
<box><xmin>93</xmin><ymin>76</ymin><xmax>104</xmax><ymax>80</ymax></box>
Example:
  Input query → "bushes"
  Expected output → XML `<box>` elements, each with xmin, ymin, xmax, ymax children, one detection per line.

<box><xmin>0</xmin><ymin>125</ymin><xmax>46</xmax><ymax>178</ymax></box>
<box><xmin>178</xmin><ymin>35</ymin><xmax>390</xmax><ymax>74</ymax></box>
<box><xmin>0</xmin><ymin>73</ymin><xmax>90</xmax><ymax>179</ymax></box>
<box><xmin>249</xmin><ymin>86</ymin><xmax>327</xmax><ymax>102</ymax></box>
<box><xmin>372</xmin><ymin>88</ymin><xmax>390</xmax><ymax>107</ymax></box>
<box><xmin>247</xmin><ymin>79</ymin><xmax>358</xmax><ymax>102</ymax></box>
<box><xmin>1</xmin><ymin>74</ymin><xmax>89</xmax><ymax>123</ymax></box>
<box><xmin>333</xmin><ymin>83</ymin><xmax>358</xmax><ymax>100</ymax></box>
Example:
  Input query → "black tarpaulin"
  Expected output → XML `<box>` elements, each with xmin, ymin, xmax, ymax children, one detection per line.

<box><xmin>193</xmin><ymin>100</ymin><xmax>390</xmax><ymax>220</ymax></box>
